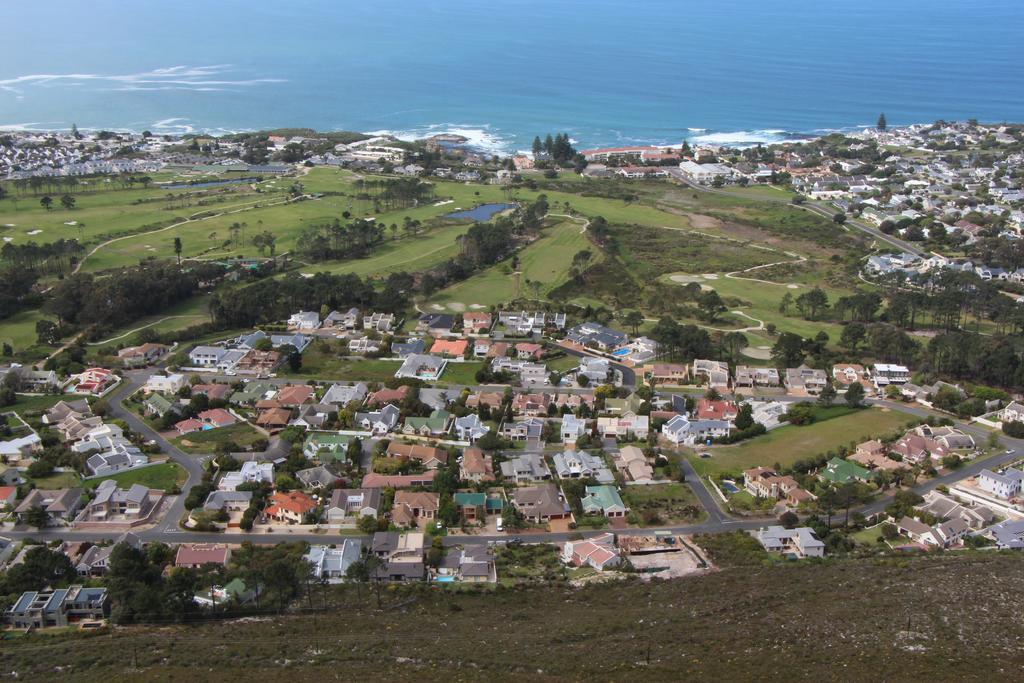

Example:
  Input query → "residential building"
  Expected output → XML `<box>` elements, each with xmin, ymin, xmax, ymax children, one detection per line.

<box><xmin>305</xmin><ymin>540</ymin><xmax>362</xmax><ymax>581</ymax></box>
<box><xmin>576</xmin><ymin>356</ymin><xmax>611</xmax><ymax>384</ymax></box>
<box><xmin>743</xmin><ymin>467</ymin><xmax>815</xmax><ymax>506</ymax></box>
<box><xmin>361</xmin><ymin>472</ymin><xmax>436</xmax><ymax>488</ymax></box>
<box><xmin>562</xmin><ymin>533</ymin><xmax>620</xmax><ymax>570</ymax></box>
<box><xmin>354</xmin><ymin>403</ymin><xmax>401</xmax><ymax>435</ymax></box>
<box><xmin>819</xmin><ymin>457</ymin><xmax>871</xmax><ymax>484</ymax></box>
<box><xmin>193</xmin><ymin>579</ymin><xmax>258</xmax><ymax>608</ymax></box>
<box><xmin>897</xmin><ymin>516</ymin><xmax>969</xmax><ymax>548</ymax></box>
<box><xmin>77</xmin><ymin>480</ymin><xmax>159</xmax><ymax>524</ymax></box>
<box><xmin>596</xmin><ymin>412</ymin><xmax>649</xmax><ymax>440</ymax></box>
<box><xmin>560</xmin><ymin>414</ymin><xmax>589</xmax><ymax>444</ymax></box>
<box><xmin>5</xmin><ymin>586</ymin><xmax>108</xmax><ymax>628</ymax></box>
<box><xmin>553</xmin><ymin>450</ymin><xmax>614</xmax><ymax>483</ymax></box>
<box><xmin>265</xmin><ymin>491</ymin><xmax>318</xmax><ymax>524</ymax></box>
<box><xmin>615</xmin><ymin>445</ymin><xmax>654</xmax><ymax>482</ymax></box>
<box><xmin>402</xmin><ymin>409</ymin><xmax>452</xmax><ymax>438</ymax></box>
<box><xmin>645</xmin><ymin>363</ymin><xmax>689</xmax><ymax>384</ymax></box>
<box><xmin>512</xmin><ymin>483</ymin><xmax>571</xmax><ymax>523</ymax></box>
<box><xmin>327</xmin><ymin>488</ymin><xmax>381</xmax><ymax>525</ymax></box>
<box><xmin>581</xmin><ymin>485</ymin><xmax>628</xmax><ymax>517</ymax></box>
<box><xmin>175</xmin><ymin>543</ymin><xmax>231</xmax><ymax>568</ymax></box>
<box><xmin>694</xmin><ymin>399</ymin><xmax>738</xmax><ymax>423</ymax></box>
<box><xmin>387</xmin><ymin>442</ymin><xmax>449</xmax><ymax>469</ymax></box>
<box><xmin>453</xmin><ymin>492</ymin><xmax>487</xmax><ymax>522</ymax></box>
<box><xmin>117</xmin><ymin>343</ymin><xmax>168</xmax><ymax>368</ymax></box>
<box><xmin>453</xmin><ymin>413</ymin><xmax>490</xmax><ymax>442</ymax></box>
<box><xmin>287</xmin><ymin>310</ymin><xmax>321</xmax><ymax>330</ymax></box>
<box><xmin>872</xmin><ymin>363</ymin><xmax>911</xmax><ymax>388</ymax></box>
<box><xmin>566</xmin><ymin>322</ymin><xmax>629</xmax><ymax>350</ymax></box>
<box><xmin>394</xmin><ymin>354</ymin><xmax>447</xmax><ymax>381</ymax></box>
<box><xmin>323</xmin><ymin>307</ymin><xmax>360</xmax><ymax>329</ymax></box>
<box><xmin>734</xmin><ymin>365</ymin><xmax>780</xmax><ymax>388</ymax></box>
<box><xmin>321</xmin><ymin>382</ymin><xmax>368</xmax><ymax>406</ymax></box>
<box><xmin>462</xmin><ymin>312</ymin><xmax>492</xmax><ymax>333</ymax></box>
<box><xmin>430</xmin><ymin>338</ymin><xmax>468</xmax><ymax>357</ymax></box>
<box><xmin>435</xmin><ymin>547</ymin><xmax>496</xmax><ymax>583</ymax></box>
<box><xmin>692</xmin><ymin>359</ymin><xmax>730</xmax><ymax>390</ymax></box>
<box><xmin>363</xmin><ymin>312</ymin><xmax>396</xmax><ymax>333</ymax></box>
<box><xmin>755</xmin><ymin>526</ymin><xmax>825</xmax><ymax>558</ymax></box>
<box><xmin>219</xmin><ymin>462</ymin><xmax>274</xmax><ymax>491</ymax></box>
<box><xmin>499</xmin><ymin>453</ymin><xmax>551</xmax><ymax>484</ymax></box>
<box><xmin>977</xmin><ymin>468</ymin><xmax>1024</xmax><ymax>500</ymax></box>
<box><xmin>661</xmin><ymin>414</ymin><xmax>730</xmax><ymax>446</ymax></box>
<box><xmin>14</xmin><ymin>488</ymin><xmax>83</xmax><ymax>525</ymax></box>
<box><xmin>416</xmin><ymin>313</ymin><xmax>454</xmax><ymax>335</ymax></box>
<box><xmin>502</xmin><ymin>417</ymin><xmax>544</xmax><ymax>442</ymax></box>
<box><xmin>143</xmin><ymin>373</ymin><xmax>185</xmax><ymax>395</ymax></box>
<box><xmin>785</xmin><ymin>365</ymin><xmax>829</xmax><ymax>395</ymax></box>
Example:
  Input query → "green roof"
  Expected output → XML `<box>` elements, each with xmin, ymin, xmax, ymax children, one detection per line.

<box><xmin>229</xmin><ymin>382</ymin><xmax>276</xmax><ymax>404</ymax></box>
<box><xmin>582</xmin><ymin>485</ymin><xmax>625</xmax><ymax>514</ymax></box>
<box><xmin>305</xmin><ymin>432</ymin><xmax>351</xmax><ymax>454</ymax></box>
<box><xmin>454</xmin><ymin>492</ymin><xmax>486</xmax><ymax>507</ymax></box>
<box><xmin>820</xmin><ymin>457</ymin><xmax>871</xmax><ymax>484</ymax></box>
<box><xmin>145</xmin><ymin>393</ymin><xmax>174</xmax><ymax>413</ymax></box>
<box><xmin>404</xmin><ymin>409</ymin><xmax>451</xmax><ymax>433</ymax></box>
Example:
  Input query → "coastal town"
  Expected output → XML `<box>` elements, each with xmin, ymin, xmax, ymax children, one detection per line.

<box><xmin>2</xmin><ymin>118</ymin><xmax>1024</xmax><ymax>639</ymax></box>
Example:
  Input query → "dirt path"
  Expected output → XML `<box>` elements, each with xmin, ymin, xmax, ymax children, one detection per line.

<box><xmin>547</xmin><ymin>213</ymin><xmax>590</xmax><ymax>234</ymax></box>
<box><xmin>86</xmin><ymin>315</ymin><xmax>204</xmax><ymax>346</ymax></box>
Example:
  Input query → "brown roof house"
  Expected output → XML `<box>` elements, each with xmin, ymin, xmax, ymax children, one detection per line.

<box><xmin>391</xmin><ymin>491</ymin><xmax>440</xmax><ymax>527</ymax></box>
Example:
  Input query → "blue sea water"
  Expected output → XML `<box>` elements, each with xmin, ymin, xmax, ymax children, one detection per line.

<box><xmin>0</xmin><ymin>0</ymin><xmax>1021</xmax><ymax>151</ymax></box>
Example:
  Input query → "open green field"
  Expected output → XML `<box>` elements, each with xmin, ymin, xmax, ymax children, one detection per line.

<box><xmin>282</xmin><ymin>351</ymin><xmax>402</xmax><ymax>382</ymax></box>
<box><xmin>688</xmin><ymin>405</ymin><xmax>918</xmax><ymax>476</ymax></box>
<box><xmin>28</xmin><ymin>470</ymin><xmax>83</xmax><ymax>489</ymax></box>
<box><xmin>429</xmin><ymin>218</ymin><xmax>596</xmax><ymax>310</ymax></box>
<box><xmin>87</xmin><ymin>293</ymin><xmax>215</xmax><ymax>348</ymax></box>
<box><xmin>85</xmin><ymin>462</ymin><xmax>187</xmax><ymax>492</ymax></box>
<box><xmin>622</xmin><ymin>482</ymin><xmax>708</xmax><ymax>524</ymax></box>
<box><xmin>0</xmin><ymin>308</ymin><xmax>58</xmax><ymax>356</ymax></box>
<box><xmin>8</xmin><ymin>393</ymin><xmax>74</xmax><ymax>416</ymax></box>
<box><xmin>437</xmin><ymin>361</ymin><xmax>484</xmax><ymax>386</ymax></box>
<box><xmin>173</xmin><ymin>422</ymin><xmax>264</xmax><ymax>454</ymax></box>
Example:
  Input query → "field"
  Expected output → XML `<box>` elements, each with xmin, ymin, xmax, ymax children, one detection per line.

<box><xmin>172</xmin><ymin>422</ymin><xmax>265</xmax><ymax>454</ymax></box>
<box><xmin>84</xmin><ymin>462</ymin><xmax>187</xmax><ymax>493</ymax></box>
<box><xmin>282</xmin><ymin>352</ymin><xmax>402</xmax><ymax>382</ymax></box>
<box><xmin>622</xmin><ymin>482</ymin><xmax>707</xmax><ymax>524</ymax></box>
<box><xmin>3</xmin><ymin>552</ymin><xmax>1022</xmax><ymax>679</ymax></box>
<box><xmin>428</xmin><ymin>218</ymin><xmax>596</xmax><ymax>310</ymax></box>
<box><xmin>688</xmin><ymin>406</ymin><xmax>918</xmax><ymax>476</ymax></box>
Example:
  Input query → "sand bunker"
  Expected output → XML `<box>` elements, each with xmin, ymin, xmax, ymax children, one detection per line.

<box><xmin>702</xmin><ymin>273</ymin><xmax>719</xmax><ymax>280</ymax></box>
<box><xmin>26</xmin><ymin>229</ymin><xmax>43</xmax><ymax>235</ymax></box>
<box><xmin>447</xmin><ymin>302</ymin><xmax>467</xmax><ymax>312</ymax></box>
<box><xmin>786</xmin><ymin>284</ymin><xmax>800</xmax><ymax>289</ymax></box>
<box><xmin>742</xmin><ymin>346</ymin><xmax>772</xmax><ymax>360</ymax></box>
<box><xmin>469</xmin><ymin>304</ymin><xmax>486</xmax><ymax>310</ymax></box>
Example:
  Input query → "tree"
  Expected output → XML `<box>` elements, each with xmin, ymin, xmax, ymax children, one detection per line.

<box><xmin>40</xmin><ymin>195</ymin><xmax>53</xmax><ymax>211</ymax></box>
<box><xmin>771</xmin><ymin>332</ymin><xmax>805</xmax><ymax>367</ymax></box>
<box><xmin>624</xmin><ymin>310</ymin><xmax>644</xmax><ymax>336</ymax></box>
<box><xmin>840</xmin><ymin>322</ymin><xmax>866</xmax><ymax>352</ymax></box>
<box><xmin>877</xmin><ymin>113</ymin><xmax>887</xmax><ymax>131</ymax></box>
<box><xmin>778</xmin><ymin>511</ymin><xmax>799</xmax><ymax>529</ymax></box>
<box><xmin>173</xmin><ymin>237</ymin><xmax>183</xmax><ymax>266</ymax></box>
<box><xmin>697</xmin><ymin>290</ymin><xmax>727</xmax><ymax>323</ymax></box>
<box><xmin>845</xmin><ymin>381</ymin><xmax>865</xmax><ymax>407</ymax></box>
<box><xmin>532</xmin><ymin>136</ymin><xmax>542</xmax><ymax>157</ymax></box>
<box><xmin>735</xmin><ymin>403</ymin><xmax>754</xmax><ymax>430</ymax></box>
<box><xmin>795</xmin><ymin>287</ymin><xmax>829</xmax><ymax>321</ymax></box>
<box><xmin>60</xmin><ymin>194</ymin><xmax>75</xmax><ymax>210</ymax></box>
<box><xmin>832</xmin><ymin>212</ymin><xmax>846</xmax><ymax>224</ymax></box>
<box><xmin>35</xmin><ymin>319</ymin><xmax>59</xmax><ymax>345</ymax></box>
<box><xmin>2</xmin><ymin>545</ymin><xmax>77</xmax><ymax>593</ymax></box>
<box><xmin>817</xmin><ymin>383</ymin><xmax>837</xmax><ymax>407</ymax></box>
<box><xmin>778</xmin><ymin>292</ymin><xmax>793</xmax><ymax>315</ymax></box>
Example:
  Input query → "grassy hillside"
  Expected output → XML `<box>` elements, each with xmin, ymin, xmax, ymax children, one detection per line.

<box><xmin>3</xmin><ymin>551</ymin><xmax>1022</xmax><ymax>681</ymax></box>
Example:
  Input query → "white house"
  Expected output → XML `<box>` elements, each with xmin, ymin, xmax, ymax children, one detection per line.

<box><xmin>977</xmin><ymin>468</ymin><xmax>1024</xmax><ymax>500</ymax></box>
<box><xmin>144</xmin><ymin>373</ymin><xmax>185</xmax><ymax>395</ymax></box>
<box><xmin>661</xmin><ymin>415</ymin><xmax>729</xmax><ymax>446</ymax></box>
<box><xmin>288</xmin><ymin>311</ymin><xmax>321</xmax><ymax>330</ymax></box>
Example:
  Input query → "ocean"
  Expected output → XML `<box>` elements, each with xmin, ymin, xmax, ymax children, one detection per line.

<box><xmin>1</xmin><ymin>0</ymin><xmax>1021</xmax><ymax>151</ymax></box>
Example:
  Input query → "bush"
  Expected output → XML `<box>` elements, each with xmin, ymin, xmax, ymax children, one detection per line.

<box><xmin>26</xmin><ymin>459</ymin><xmax>55</xmax><ymax>478</ymax></box>
<box><xmin>1002</xmin><ymin>421</ymin><xmax>1024</xmax><ymax>438</ymax></box>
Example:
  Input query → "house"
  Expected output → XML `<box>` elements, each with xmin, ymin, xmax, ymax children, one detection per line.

<box><xmin>890</xmin><ymin>432</ymin><xmax>949</xmax><ymax>465</ymax></box>
<box><xmin>819</xmin><ymin>457</ymin><xmax>871</xmax><ymax>484</ymax></box>
<box><xmin>388</xmin><ymin>338</ymin><xmax>424</xmax><ymax>358</ymax></box>
<box><xmin>189</xmin><ymin>345</ymin><xmax>227</xmax><ymax>367</ymax></box>
<box><xmin>605</xmin><ymin>392</ymin><xmax>644</xmax><ymax>415</ymax></box>
<box><xmin>348</xmin><ymin>337</ymin><xmax>382</xmax><ymax>355</ymax></box>
<box><xmin>117</xmin><ymin>343</ymin><xmax>168</xmax><ymax>367</ymax></box>
<box><xmin>562</xmin><ymin>533</ymin><xmax>620</xmax><ymax>570</ymax></box>
<box><xmin>785</xmin><ymin>365</ymin><xmax>829</xmax><ymax>395</ymax></box>
<box><xmin>402</xmin><ymin>409</ymin><xmax>452</xmax><ymax>437</ymax></box>
<box><xmin>361</xmin><ymin>471</ymin><xmax>436</xmax><ymax>488</ymax></box>
<box><xmin>453</xmin><ymin>413</ymin><xmax>490</xmax><ymax>442</ymax></box>
<box><xmin>354</xmin><ymin>403</ymin><xmax>401</xmax><ymax>435</ymax></box>
<box><xmin>371</xmin><ymin>531</ymin><xmax>425</xmax><ymax>564</ymax></box>
<box><xmin>84</xmin><ymin>442</ymin><xmax>149</xmax><ymax>478</ymax></box>
<box><xmin>321</xmin><ymin>382</ymin><xmax>368</xmax><ymax>406</ymax></box>
<box><xmin>417</xmin><ymin>388</ymin><xmax>458</xmax><ymax>412</ymax></box>
<box><xmin>15</xmin><ymin>488</ymin><xmax>83</xmax><ymax>526</ymax></box>
<box><xmin>143</xmin><ymin>373</ymin><xmax>185</xmax><ymax>395</ymax></box>
<box><xmin>744</xmin><ymin>399</ymin><xmax>788</xmax><ymax>429</ymax></box>
<box><xmin>462</xmin><ymin>312</ymin><xmax>492</xmax><ymax>333</ymax></box>
<box><xmin>77</xmin><ymin>481</ymin><xmax>159</xmax><ymax>524</ymax></box>
<box><xmin>512</xmin><ymin>483</ymin><xmax>571</xmax><ymax>523</ymax></box>
<box><xmin>291</xmin><ymin>403</ymin><xmax>334</xmax><ymax>430</ymax></box>
<box><xmin>560</xmin><ymin>414</ymin><xmax>589</xmax><ymax>444</ymax></box>
<box><xmin>366</xmin><ymin>385</ymin><xmax>410</xmax><ymax>407</ymax></box>
<box><xmin>977</xmin><ymin>468</ymin><xmax>1024</xmax><ymax>500</ymax></box>
<box><xmin>734</xmin><ymin>366</ymin><xmax>780</xmax><ymax>388</ymax></box>
<box><xmin>692</xmin><ymin>359</ymin><xmax>730</xmax><ymax>390</ymax></box>
<box><xmin>491</xmin><ymin>357</ymin><xmax>549</xmax><ymax>384</ymax></box>
<box><xmin>229</xmin><ymin>381</ymin><xmax>277</xmax><ymax>405</ymax></box>
<box><xmin>1001</xmin><ymin>401</ymin><xmax>1024</xmax><ymax>425</ymax></box>
<box><xmin>202</xmin><ymin>490</ymin><xmax>252</xmax><ymax>514</ymax></box>
<box><xmin>453</xmin><ymin>492</ymin><xmax>487</xmax><ymax>522</ymax></box>
<box><xmin>661</xmin><ymin>415</ymin><xmax>730</xmax><ymax>446</ymax></box>
<box><xmin>194</xmin><ymin>578</ymin><xmax>258</xmax><ymax>607</ymax></box>
<box><xmin>0</xmin><ymin>364</ymin><xmax>59</xmax><ymax>391</ymax></box>
<box><xmin>142</xmin><ymin>393</ymin><xmax>174</xmax><ymax>418</ymax></box>
<box><xmin>743</xmin><ymin>467</ymin><xmax>815</xmax><ymax>506</ymax></box>
<box><xmin>288</xmin><ymin>310</ymin><xmax>321</xmax><ymax>330</ymax></box>
<box><xmin>576</xmin><ymin>356</ymin><xmax>611</xmax><ymax>384</ymax></box>
<box><xmin>872</xmin><ymin>363</ymin><xmax>911</xmax><ymax>388</ymax></box>
<box><xmin>43</xmin><ymin>399</ymin><xmax>92</xmax><ymax>426</ymax></box>
<box><xmin>596</xmin><ymin>412</ymin><xmax>650</xmax><ymax>440</ymax></box>
<box><xmin>678</xmin><ymin>160</ymin><xmax>735</xmax><ymax>184</ymax></box>
<box><xmin>265</xmin><ymin>491</ymin><xmax>318</xmax><ymax>524</ymax></box>
<box><xmin>175</xmin><ymin>543</ymin><xmax>231</xmax><ymax>568</ymax></box>
<box><xmin>553</xmin><ymin>450</ymin><xmax>614</xmax><ymax>483</ymax></box>
<box><xmin>754</xmin><ymin>526</ymin><xmax>825</xmax><ymax>558</ymax></box>
<box><xmin>363</xmin><ymin>312</ymin><xmax>396</xmax><ymax>333</ymax></box>
<box><xmin>394</xmin><ymin>354</ymin><xmax>447</xmax><ymax>381</ymax></box>
<box><xmin>0</xmin><ymin>485</ymin><xmax>17</xmax><ymax>509</ymax></box>
<box><xmin>832</xmin><ymin>363</ymin><xmax>868</xmax><ymax>387</ymax></box>
<box><xmin>457</xmin><ymin>447</ymin><xmax>494</xmax><ymax>483</ymax></box>
<box><xmin>694</xmin><ymin>399</ymin><xmax>738</xmax><ymax>423</ymax></box>
<box><xmin>275</xmin><ymin>385</ymin><xmax>315</xmax><ymax>407</ymax></box>
<box><xmin>511</xmin><ymin>393</ymin><xmax>551</xmax><ymax>416</ymax></box>
<box><xmin>219</xmin><ymin>461</ymin><xmax>274</xmax><ymax>491</ymax></box>
<box><xmin>392</xmin><ymin>491</ymin><xmax>440</xmax><ymax>527</ymax></box>
<box><xmin>387</xmin><ymin>442</ymin><xmax>449</xmax><ymax>469</ymax></box>
<box><xmin>499</xmin><ymin>453</ymin><xmax>551</xmax><ymax>484</ymax></box>
<box><xmin>435</xmin><ymin>547</ymin><xmax>496</xmax><ymax>583</ymax></box>
<box><xmin>327</xmin><ymin>488</ymin><xmax>381</xmax><ymax>525</ymax></box>
<box><xmin>566</xmin><ymin>322</ymin><xmax>629</xmax><ymax>350</ymax></box>
<box><xmin>5</xmin><ymin>586</ymin><xmax>108</xmax><ymax>629</ymax></box>
<box><xmin>430</xmin><ymin>338</ymin><xmax>468</xmax><ymax>357</ymax></box>
<box><xmin>472</xmin><ymin>339</ymin><xmax>494</xmax><ymax>358</ymax></box>
<box><xmin>917</xmin><ymin>490</ymin><xmax>994</xmax><ymax>531</ymax></box>
<box><xmin>848</xmin><ymin>444</ymin><xmax>905</xmax><ymax>472</ymax></box>
<box><xmin>515</xmin><ymin>342</ymin><xmax>544</xmax><ymax>360</ymax></box>
<box><xmin>986</xmin><ymin>519</ymin><xmax>1024</xmax><ymax>549</ymax></box>
<box><xmin>256</xmin><ymin>407</ymin><xmax>292</xmax><ymax>430</ymax></box>
<box><xmin>502</xmin><ymin>417</ymin><xmax>544</xmax><ymax>442</ymax></box>
<box><xmin>465</xmin><ymin>391</ymin><xmax>503</xmax><ymax>411</ymax></box>
<box><xmin>897</xmin><ymin>516</ymin><xmax>969</xmax><ymax>548</ymax></box>
<box><xmin>72</xmin><ymin>532</ymin><xmax>142</xmax><ymax>576</ymax></box>
<box><xmin>323</xmin><ymin>307</ymin><xmax>360</xmax><ymax>329</ymax></box>
<box><xmin>581</xmin><ymin>485</ymin><xmax>628</xmax><ymax>517</ymax></box>
<box><xmin>303</xmin><ymin>432</ymin><xmax>352</xmax><ymax>461</ymax></box>
<box><xmin>70</xmin><ymin>368</ymin><xmax>116</xmax><ymax>395</ymax></box>
<box><xmin>305</xmin><ymin>540</ymin><xmax>362</xmax><ymax>581</ymax></box>
<box><xmin>416</xmin><ymin>313</ymin><xmax>454</xmax><ymax>335</ymax></box>
<box><xmin>0</xmin><ymin>431</ymin><xmax>42</xmax><ymax>459</ymax></box>
<box><xmin>645</xmin><ymin>363</ymin><xmax>689</xmax><ymax>384</ymax></box>
<box><xmin>198</xmin><ymin>408</ymin><xmax>236</xmax><ymax>428</ymax></box>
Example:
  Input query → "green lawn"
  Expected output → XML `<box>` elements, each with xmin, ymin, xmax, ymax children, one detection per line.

<box><xmin>8</xmin><ymin>393</ymin><xmax>75</xmax><ymax>416</ymax></box>
<box><xmin>0</xmin><ymin>309</ymin><xmax>59</xmax><ymax>357</ymax></box>
<box><xmin>173</xmin><ymin>422</ymin><xmax>265</xmax><ymax>454</ymax></box>
<box><xmin>283</xmin><ymin>351</ymin><xmax>402</xmax><ymax>382</ymax></box>
<box><xmin>623</xmin><ymin>482</ymin><xmax>708</xmax><ymax>524</ymax></box>
<box><xmin>429</xmin><ymin>219</ymin><xmax>598</xmax><ymax>310</ymax></box>
<box><xmin>85</xmin><ymin>462</ymin><xmax>187</xmax><ymax>492</ymax></box>
<box><xmin>29</xmin><ymin>471</ymin><xmax>84</xmax><ymax>489</ymax></box>
<box><xmin>437</xmin><ymin>361</ymin><xmax>484</xmax><ymax>385</ymax></box>
<box><xmin>687</xmin><ymin>406</ymin><xmax>918</xmax><ymax>476</ymax></box>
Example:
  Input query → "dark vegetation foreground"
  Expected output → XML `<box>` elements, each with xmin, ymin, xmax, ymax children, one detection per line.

<box><xmin>2</xmin><ymin>551</ymin><xmax>1023</xmax><ymax>682</ymax></box>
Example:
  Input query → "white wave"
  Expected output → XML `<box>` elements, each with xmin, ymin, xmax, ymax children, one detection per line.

<box><xmin>686</xmin><ymin>129</ymin><xmax>813</xmax><ymax>148</ymax></box>
<box><xmin>365</xmin><ymin>123</ymin><xmax>513</xmax><ymax>154</ymax></box>
<box><xmin>687</xmin><ymin>127</ymin><xmax>708</xmax><ymax>132</ymax></box>
<box><xmin>0</xmin><ymin>65</ymin><xmax>285</xmax><ymax>96</ymax></box>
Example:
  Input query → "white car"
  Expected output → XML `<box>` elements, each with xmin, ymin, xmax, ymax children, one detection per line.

<box><xmin>495</xmin><ymin>518</ymin><xmax>504</xmax><ymax>533</ymax></box>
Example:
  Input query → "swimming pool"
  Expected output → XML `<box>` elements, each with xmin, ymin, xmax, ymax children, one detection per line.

<box><xmin>611</xmin><ymin>348</ymin><xmax>631</xmax><ymax>357</ymax></box>
<box><xmin>434</xmin><ymin>576</ymin><xmax>456</xmax><ymax>583</ymax></box>
<box><xmin>721</xmin><ymin>481</ymin><xmax>739</xmax><ymax>493</ymax></box>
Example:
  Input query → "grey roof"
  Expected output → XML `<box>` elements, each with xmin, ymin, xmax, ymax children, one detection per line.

<box><xmin>321</xmin><ymin>383</ymin><xmax>368</xmax><ymax>406</ymax></box>
<box><xmin>391</xmin><ymin>339</ymin><xmax>426</xmax><ymax>357</ymax></box>
<box><xmin>295</xmin><ymin>465</ymin><xmax>337</xmax><ymax>488</ymax></box>
<box><xmin>203</xmin><ymin>490</ymin><xmax>253</xmax><ymax>511</ymax></box>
